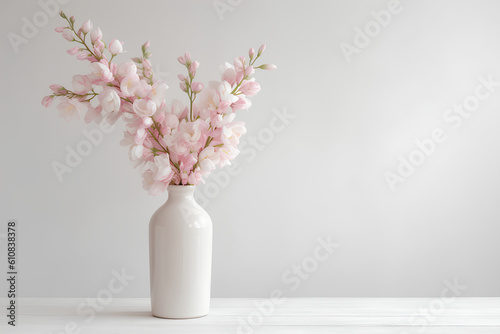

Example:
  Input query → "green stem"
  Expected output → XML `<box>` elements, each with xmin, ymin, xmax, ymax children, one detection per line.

<box><xmin>64</xmin><ymin>16</ymin><xmax>100</xmax><ymax>60</ymax></box>
<box><xmin>147</xmin><ymin>129</ymin><xmax>179</xmax><ymax>172</ymax></box>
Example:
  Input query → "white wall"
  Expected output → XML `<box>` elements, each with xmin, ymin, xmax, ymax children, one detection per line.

<box><xmin>1</xmin><ymin>0</ymin><xmax>500</xmax><ymax>298</ymax></box>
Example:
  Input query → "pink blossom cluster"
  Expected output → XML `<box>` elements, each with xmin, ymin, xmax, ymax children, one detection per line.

<box><xmin>42</xmin><ymin>12</ymin><xmax>276</xmax><ymax>195</ymax></box>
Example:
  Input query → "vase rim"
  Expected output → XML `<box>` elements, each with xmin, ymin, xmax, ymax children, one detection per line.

<box><xmin>167</xmin><ymin>185</ymin><xmax>196</xmax><ymax>193</ymax></box>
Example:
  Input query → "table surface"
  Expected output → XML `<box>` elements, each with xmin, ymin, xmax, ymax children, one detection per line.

<box><xmin>1</xmin><ymin>298</ymin><xmax>500</xmax><ymax>333</ymax></box>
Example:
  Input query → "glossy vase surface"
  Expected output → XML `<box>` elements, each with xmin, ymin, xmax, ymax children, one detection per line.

<box><xmin>149</xmin><ymin>185</ymin><xmax>212</xmax><ymax>319</ymax></box>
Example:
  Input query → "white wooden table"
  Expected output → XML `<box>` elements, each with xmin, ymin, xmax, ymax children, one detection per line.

<box><xmin>1</xmin><ymin>298</ymin><xmax>499</xmax><ymax>333</ymax></box>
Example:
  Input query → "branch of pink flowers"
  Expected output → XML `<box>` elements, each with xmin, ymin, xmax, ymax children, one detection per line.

<box><xmin>42</xmin><ymin>11</ymin><xmax>276</xmax><ymax>195</ymax></box>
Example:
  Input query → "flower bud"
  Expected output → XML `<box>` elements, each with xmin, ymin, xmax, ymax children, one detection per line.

<box><xmin>109</xmin><ymin>39</ymin><xmax>124</xmax><ymax>55</ymax></box>
<box><xmin>258</xmin><ymin>44</ymin><xmax>266</xmax><ymax>55</ymax></box>
<box><xmin>191</xmin><ymin>82</ymin><xmax>204</xmax><ymax>93</ymax></box>
<box><xmin>184</xmin><ymin>52</ymin><xmax>191</xmax><ymax>64</ymax></box>
<box><xmin>179</xmin><ymin>81</ymin><xmax>187</xmax><ymax>92</ymax></box>
<box><xmin>257</xmin><ymin>64</ymin><xmax>277</xmax><ymax>70</ymax></box>
<box><xmin>189</xmin><ymin>61</ymin><xmax>199</xmax><ymax>77</ymax></box>
<box><xmin>66</xmin><ymin>47</ymin><xmax>79</xmax><ymax>55</ymax></box>
<box><xmin>42</xmin><ymin>95</ymin><xmax>54</xmax><ymax>107</ymax></box>
<box><xmin>62</xmin><ymin>29</ymin><xmax>73</xmax><ymax>41</ymax></box>
<box><xmin>90</xmin><ymin>27</ymin><xmax>102</xmax><ymax>43</ymax></box>
<box><xmin>81</xmin><ymin>19</ymin><xmax>92</xmax><ymax>34</ymax></box>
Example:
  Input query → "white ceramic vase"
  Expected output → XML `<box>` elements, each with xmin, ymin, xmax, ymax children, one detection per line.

<box><xmin>149</xmin><ymin>185</ymin><xmax>213</xmax><ymax>319</ymax></box>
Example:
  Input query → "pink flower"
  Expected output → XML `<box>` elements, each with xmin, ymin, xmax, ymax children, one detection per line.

<box><xmin>187</xmin><ymin>171</ymin><xmax>202</xmax><ymax>185</ymax></box>
<box><xmin>239</xmin><ymin>80</ymin><xmax>260</xmax><ymax>97</ymax></box>
<box><xmin>249</xmin><ymin>48</ymin><xmax>255</xmax><ymax>58</ymax></box>
<box><xmin>72</xmin><ymin>75</ymin><xmax>92</xmax><ymax>94</ymax></box>
<box><xmin>66</xmin><ymin>47</ymin><xmax>79</xmax><ymax>55</ymax></box>
<box><xmin>57</xmin><ymin>98</ymin><xmax>82</xmax><ymax>121</ymax></box>
<box><xmin>164</xmin><ymin>113</ymin><xmax>179</xmax><ymax>129</ymax></box>
<box><xmin>177</xmin><ymin>55</ymin><xmax>186</xmax><ymax>65</ymax></box>
<box><xmin>98</xmin><ymin>88</ymin><xmax>121</xmax><ymax>113</ymax></box>
<box><xmin>84</xmin><ymin>104</ymin><xmax>102</xmax><ymax>124</ymax></box>
<box><xmin>142</xmin><ymin>170</ymin><xmax>168</xmax><ymax>196</ymax></box>
<box><xmin>49</xmin><ymin>84</ymin><xmax>66</xmax><ymax>94</ymax></box>
<box><xmin>130</xmin><ymin>145</ymin><xmax>144</xmax><ymax>161</ymax></box>
<box><xmin>142</xmin><ymin>59</ymin><xmax>152</xmax><ymax>77</ymax></box>
<box><xmin>149</xmin><ymin>82</ymin><xmax>168</xmax><ymax>106</ymax></box>
<box><xmin>147</xmin><ymin>155</ymin><xmax>174</xmax><ymax>182</ymax></box>
<box><xmin>141</xmin><ymin>117</ymin><xmax>153</xmax><ymax>128</ymax></box>
<box><xmin>217</xmin><ymin>144</ymin><xmax>239</xmax><ymax>167</ymax></box>
<box><xmin>62</xmin><ymin>29</ymin><xmax>73</xmax><ymax>41</ymax></box>
<box><xmin>198</xmin><ymin>81</ymin><xmax>238</xmax><ymax>115</ymax></box>
<box><xmin>221</xmin><ymin>122</ymin><xmax>247</xmax><ymax>147</ymax></box>
<box><xmin>233</xmin><ymin>56</ymin><xmax>245</xmax><ymax>72</ymax></box>
<box><xmin>172</xmin><ymin>119</ymin><xmax>208</xmax><ymax>154</ymax></box>
<box><xmin>198</xmin><ymin>147</ymin><xmax>220</xmax><ymax>173</ymax></box>
<box><xmin>90</xmin><ymin>62</ymin><xmax>114</xmax><ymax>82</ymax></box>
<box><xmin>189</xmin><ymin>61</ymin><xmax>199</xmax><ymax>77</ymax></box>
<box><xmin>216</xmin><ymin>81</ymin><xmax>238</xmax><ymax>112</ymax></box>
<box><xmin>116</xmin><ymin>61</ymin><xmax>137</xmax><ymax>79</ymax></box>
<box><xmin>231</xmin><ymin>95</ymin><xmax>252</xmax><ymax>111</ymax></box>
<box><xmin>244</xmin><ymin>66</ymin><xmax>254</xmax><ymax>77</ymax></box>
<box><xmin>191</xmin><ymin>82</ymin><xmax>204</xmax><ymax>93</ymax></box>
<box><xmin>177</xmin><ymin>52</ymin><xmax>192</xmax><ymax>65</ymax></box>
<box><xmin>134</xmin><ymin>127</ymin><xmax>147</xmax><ymax>145</ymax></box>
<box><xmin>220</xmin><ymin>62</ymin><xmax>237</xmax><ymax>86</ymax></box>
<box><xmin>184</xmin><ymin>52</ymin><xmax>191</xmax><ymax>64</ymax></box>
<box><xmin>81</xmin><ymin>19</ymin><xmax>92</xmax><ymax>34</ymax></box>
<box><xmin>179</xmin><ymin>81</ymin><xmax>187</xmax><ymax>92</ymax></box>
<box><xmin>133</xmin><ymin>99</ymin><xmax>157</xmax><ymax>117</ymax></box>
<box><xmin>93</xmin><ymin>40</ymin><xmax>105</xmax><ymax>58</ymax></box>
<box><xmin>41</xmin><ymin>95</ymin><xmax>54</xmax><ymax>107</ymax></box>
<box><xmin>91</xmin><ymin>27</ymin><xmax>102</xmax><ymax>43</ymax></box>
<box><xmin>76</xmin><ymin>51</ymin><xmax>91</xmax><ymax>61</ymax></box>
<box><xmin>109</xmin><ymin>39</ymin><xmax>124</xmax><ymax>55</ymax></box>
<box><xmin>134</xmin><ymin>79</ymin><xmax>152</xmax><ymax>98</ymax></box>
<box><xmin>55</xmin><ymin>26</ymin><xmax>65</xmax><ymax>33</ymax></box>
<box><xmin>120</xmin><ymin>73</ymin><xmax>140</xmax><ymax>96</ymax></box>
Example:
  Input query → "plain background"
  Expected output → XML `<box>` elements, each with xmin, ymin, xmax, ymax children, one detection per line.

<box><xmin>1</xmin><ymin>0</ymin><xmax>500</xmax><ymax>298</ymax></box>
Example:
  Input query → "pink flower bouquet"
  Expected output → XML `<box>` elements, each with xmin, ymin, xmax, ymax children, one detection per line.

<box><xmin>43</xmin><ymin>11</ymin><xmax>276</xmax><ymax>195</ymax></box>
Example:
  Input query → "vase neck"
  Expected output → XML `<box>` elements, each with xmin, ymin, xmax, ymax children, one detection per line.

<box><xmin>167</xmin><ymin>185</ymin><xmax>195</xmax><ymax>200</ymax></box>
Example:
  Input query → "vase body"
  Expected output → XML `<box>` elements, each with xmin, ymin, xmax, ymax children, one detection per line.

<box><xmin>149</xmin><ymin>185</ymin><xmax>212</xmax><ymax>319</ymax></box>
